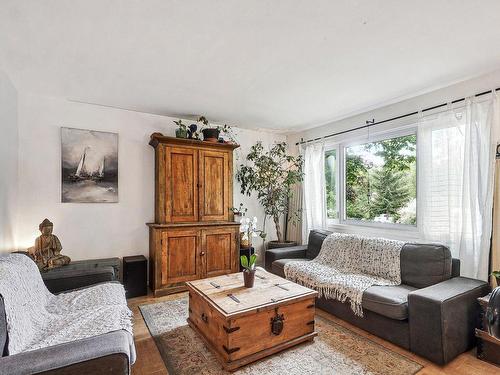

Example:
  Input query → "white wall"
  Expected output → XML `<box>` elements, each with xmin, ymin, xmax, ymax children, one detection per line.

<box><xmin>14</xmin><ymin>93</ymin><xmax>284</xmax><ymax>261</ymax></box>
<box><xmin>0</xmin><ymin>70</ymin><xmax>18</xmax><ymax>253</ymax></box>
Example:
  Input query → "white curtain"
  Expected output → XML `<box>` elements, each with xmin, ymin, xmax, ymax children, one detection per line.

<box><xmin>301</xmin><ymin>141</ymin><xmax>326</xmax><ymax>244</ymax></box>
<box><xmin>417</xmin><ymin>93</ymin><xmax>500</xmax><ymax>280</ymax></box>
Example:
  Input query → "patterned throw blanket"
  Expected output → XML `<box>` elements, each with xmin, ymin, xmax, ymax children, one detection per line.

<box><xmin>284</xmin><ymin>233</ymin><xmax>404</xmax><ymax>316</ymax></box>
<box><xmin>0</xmin><ymin>254</ymin><xmax>133</xmax><ymax>355</ymax></box>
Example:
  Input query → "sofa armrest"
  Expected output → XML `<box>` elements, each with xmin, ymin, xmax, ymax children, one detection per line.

<box><xmin>42</xmin><ymin>267</ymin><xmax>116</xmax><ymax>294</ymax></box>
<box><xmin>264</xmin><ymin>245</ymin><xmax>307</xmax><ymax>272</ymax></box>
<box><xmin>408</xmin><ymin>277</ymin><xmax>490</xmax><ymax>365</ymax></box>
<box><xmin>0</xmin><ymin>330</ymin><xmax>135</xmax><ymax>375</ymax></box>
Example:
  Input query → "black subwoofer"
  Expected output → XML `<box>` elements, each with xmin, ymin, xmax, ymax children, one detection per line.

<box><xmin>123</xmin><ymin>255</ymin><xmax>147</xmax><ymax>298</ymax></box>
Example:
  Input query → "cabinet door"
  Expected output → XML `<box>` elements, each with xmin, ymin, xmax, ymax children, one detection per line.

<box><xmin>202</xmin><ymin>227</ymin><xmax>238</xmax><ymax>278</ymax></box>
<box><xmin>161</xmin><ymin>229</ymin><xmax>201</xmax><ymax>285</ymax></box>
<box><xmin>199</xmin><ymin>150</ymin><xmax>230</xmax><ymax>221</ymax></box>
<box><xmin>165</xmin><ymin>146</ymin><xmax>198</xmax><ymax>222</ymax></box>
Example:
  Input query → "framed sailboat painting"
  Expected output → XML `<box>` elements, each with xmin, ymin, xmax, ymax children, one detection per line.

<box><xmin>61</xmin><ymin>127</ymin><xmax>118</xmax><ymax>203</ymax></box>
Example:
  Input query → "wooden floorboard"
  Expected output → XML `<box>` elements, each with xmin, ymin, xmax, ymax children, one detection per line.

<box><xmin>128</xmin><ymin>292</ymin><xmax>500</xmax><ymax>375</ymax></box>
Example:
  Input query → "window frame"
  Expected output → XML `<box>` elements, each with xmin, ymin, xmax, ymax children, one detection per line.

<box><xmin>324</xmin><ymin>126</ymin><xmax>418</xmax><ymax>233</ymax></box>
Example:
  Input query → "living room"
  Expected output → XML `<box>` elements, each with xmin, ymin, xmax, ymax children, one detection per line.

<box><xmin>1</xmin><ymin>1</ymin><xmax>500</xmax><ymax>374</ymax></box>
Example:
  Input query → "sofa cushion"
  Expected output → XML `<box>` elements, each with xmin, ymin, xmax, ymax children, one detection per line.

<box><xmin>306</xmin><ymin>229</ymin><xmax>332</xmax><ymax>259</ymax></box>
<box><xmin>264</xmin><ymin>245</ymin><xmax>307</xmax><ymax>272</ymax></box>
<box><xmin>271</xmin><ymin>258</ymin><xmax>310</xmax><ymax>278</ymax></box>
<box><xmin>362</xmin><ymin>284</ymin><xmax>417</xmax><ymax>320</ymax></box>
<box><xmin>401</xmin><ymin>243</ymin><xmax>452</xmax><ymax>288</ymax></box>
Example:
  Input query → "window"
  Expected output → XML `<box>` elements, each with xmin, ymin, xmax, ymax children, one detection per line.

<box><xmin>324</xmin><ymin>132</ymin><xmax>417</xmax><ymax>227</ymax></box>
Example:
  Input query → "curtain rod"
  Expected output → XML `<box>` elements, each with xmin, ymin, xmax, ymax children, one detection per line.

<box><xmin>296</xmin><ymin>87</ymin><xmax>500</xmax><ymax>146</ymax></box>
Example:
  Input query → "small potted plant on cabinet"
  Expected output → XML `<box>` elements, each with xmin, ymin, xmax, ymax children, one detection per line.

<box><xmin>230</xmin><ymin>203</ymin><xmax>248</xmax><ymax>221</ymax></box>
<box><xmin>240</xmin><ymin>254</ymin><xmax>257</xmax><ymax>288</ymax></box>
<box><xmin>198</xmin><ymin>116</ymin><xmax>219</xmax><ymax>142</ymax></box>
<box><xmin>174</xmin><ymin>119</ymin><xmax>188</xmax><ymax>138</ymax></box>
<box><xmin>198</xmin><ymin>116</ymin><xmax>238</xmax><ymax>144</ymax></box>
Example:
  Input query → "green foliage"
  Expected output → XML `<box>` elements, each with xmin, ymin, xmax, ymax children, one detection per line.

<box><xmin>325</xmin><ymin>150</ymin><xmax>337</xmax><ymax>219</ymax></box>
<box><xmin>236</xmin><ymin>142</ymin><xmax>304</xmax><ymax>242</ymax></box>
<box><xmin>345</xmin><ymin>153</ymin><xmax>371</xmax><ymax>220</ymax></box>
<box><xmin>371</xmin><ymin>168</ymin><xmax>410</xmax><ymax>221</ymax></box>
<box><xmin>344</xmin><ymin>134</ymin><xmax>416</xmax><ymax>224</ymax></box>
<box><xmin>240</xmin><ymin>254</ymin><xmax>257</xmax><ymax>271</ymax></box>
<box><xmin>174</xmin><ymin>119</ymin><xmax>187</xmax><ymax>130</ymax></box>
<box><xmin>368</xmin><ymin>135</ymin><xmax>416</xmax><ymax>172</ymax></box>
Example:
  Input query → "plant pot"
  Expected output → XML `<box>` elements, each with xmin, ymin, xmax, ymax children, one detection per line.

<box><xmin>202</xmin><ymin>128</ymin><xmax>220</xmax><ymax>142</ymax></box>
<box><xmin>243</xmin><ymin>269</ymin><xmax>256</xmax><ymax>288</ymax></box>
<box><xmin>267</xmin><ymin>240</ymin><xmax>297</xmax><ymax>249</ymax></box>
<box><xmin>240</xmin><ymin>232</ymin><xmax>251</xmax><ymax>249</ymax></box>
<box><xmin>175</xmin><ymin>128</ymin><xmax>188</xmax><ymax>138</ymax></box>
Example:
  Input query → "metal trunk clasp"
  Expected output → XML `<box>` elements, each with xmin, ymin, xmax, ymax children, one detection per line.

<box><xmin>270</xmin><ymin>308</ymin><xmax>285</xmax><ymax>335</ymax></box>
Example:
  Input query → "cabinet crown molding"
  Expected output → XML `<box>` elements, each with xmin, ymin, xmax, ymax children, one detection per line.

<box><xmin>149</xmin><ymin>133</ymin><xmax>240</xmax><ymax>150</ymax></box>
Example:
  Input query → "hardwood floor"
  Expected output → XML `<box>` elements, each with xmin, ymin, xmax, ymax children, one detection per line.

<box><xmin>128</xmin><ymin>293</ymin><xmax>500</xmax><ymax>375</ymax></box>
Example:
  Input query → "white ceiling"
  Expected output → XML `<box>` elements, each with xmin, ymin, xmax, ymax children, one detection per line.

<box><xmin>2</xmin><ymin>1</ymin><xmax>500</xmax><ymax>132</ymax></box>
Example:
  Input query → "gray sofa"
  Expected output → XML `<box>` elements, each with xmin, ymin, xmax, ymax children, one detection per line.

<box><xmin>0</xmin><ymin>278</ymin><xmax>134</xmax><ymax>375</ymax></box>
<box><xmin>265</xmin><ymin>229</ymin><xmax>490</xmax><ymax>365</ymax></box>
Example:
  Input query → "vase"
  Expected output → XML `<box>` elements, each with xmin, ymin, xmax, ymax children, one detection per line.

<box><xmin>243</xmin><ymin>269</ymin><xmax>256</xmax><ymax>288</ymax></box>
<box><xmin>202</xmin><ymin>128</ymin><xmax>220</xmax><ymax>142</ymax></box>
<box><xmin>175</xmin><ymin>128</ymin><xmax>188</xmax><ymax>138</ymax></box>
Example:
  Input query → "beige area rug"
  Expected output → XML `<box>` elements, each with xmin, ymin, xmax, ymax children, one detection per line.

<box><xmin>139</xmin><ymin>293</ymin><xmax>422</xmax><ymax>375</ymax></box>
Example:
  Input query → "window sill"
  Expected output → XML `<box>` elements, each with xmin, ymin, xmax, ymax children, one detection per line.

<box><xmin>326</xmin><ymin>222</ymin><xmax>421</xmax><ymax>242</ymax></box>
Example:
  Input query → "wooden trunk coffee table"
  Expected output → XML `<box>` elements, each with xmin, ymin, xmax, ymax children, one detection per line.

<box><xmin>186</xmin><ymin>269</ymin><xmax>318</xmax><ymax>371</ymax></box>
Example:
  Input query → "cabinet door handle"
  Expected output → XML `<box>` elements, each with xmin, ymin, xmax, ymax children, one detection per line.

<box><xmin>200</xmin><ymin>251</ymin><xmax>205</xmax><ymax>256</ymax></box>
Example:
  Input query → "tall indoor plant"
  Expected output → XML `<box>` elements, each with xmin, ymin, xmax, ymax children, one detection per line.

<box><xmin>236</xmin><ymin>142</ymin><xmax>303</xmax><ymax>248</ymax></box>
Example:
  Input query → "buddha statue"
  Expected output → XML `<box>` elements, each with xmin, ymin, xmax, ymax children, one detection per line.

<box><xmin>32</xmin><ymin>218</ymin><xmax>71</xmax><ymax>271</ymax></box>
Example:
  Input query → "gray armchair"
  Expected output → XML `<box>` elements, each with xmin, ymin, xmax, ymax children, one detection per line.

<box><xmin>0</xmin><ymin>272</ymin><xmax>134</xmax><ymax>375</ymax></box>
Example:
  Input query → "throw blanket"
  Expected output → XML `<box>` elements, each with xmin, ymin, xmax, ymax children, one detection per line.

<box><xmin>0</xmin><ymin>254</ymin><xmax>133</xmax><ymax>355</ymax></box>
<box><xmin>284</xmin><ymin>233</ymin><xmax>404</xmax><ymax>316</ymax></box>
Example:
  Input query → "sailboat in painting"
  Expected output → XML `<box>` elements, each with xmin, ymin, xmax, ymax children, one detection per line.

<box><xmin>92</xmin><ymin>158</ymin><xmax>105</xmax><ymax>181</ymax></box>
<box><xmin>68</xmin><ymin>147</ymin><xmax>105</xmax><ymax>182</ymax></box>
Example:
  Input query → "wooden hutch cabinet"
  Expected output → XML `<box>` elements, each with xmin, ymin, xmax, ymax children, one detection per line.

<box><xmin>147</xmin><ymin>134</ymin><xmax>240</xmax><ymax>296</ymax></box>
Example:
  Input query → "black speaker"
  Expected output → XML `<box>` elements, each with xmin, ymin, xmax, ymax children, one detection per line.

<box><xmin>123</xmin><ymin>255</ymin><xmax>147</xmax><ymax>298</ymax></box>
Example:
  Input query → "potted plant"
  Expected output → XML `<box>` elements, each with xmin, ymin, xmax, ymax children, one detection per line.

<box><xmin>198</xmin><ymin>116</ymin><xmax>238</xmax><ymax>144</ymax></box>
<box><xmin>174</xmin><ymin>119</ymin><xmax>188</xmax><ymax>138</ymax></box>
<box><xmin>236</xmin><ymin>142</ymin><xmax>303</xmax><ymax>249</ymax></box>
<box><xmin>198</xmin><ymin>116</ymin><xmax>219</xmax><ymax>142</ymax></box>
<box><xmin>239</xmin><ymin>216</ymin><xmax>264</xmax><ymax>248</ymax></box>
<box><xmin>218</xmin><ymin>124</ymin><xmax>238</xmax><ymax>144</ymax></box>
<box><xmin>240</xmin><ymin>254</ymin><xmax>257</xmax><ymax>288</ymax></box>
<box><xmin>230</xmin><ymin>203</ymin><xmax>248</xmax><ymax>218</ymax></box>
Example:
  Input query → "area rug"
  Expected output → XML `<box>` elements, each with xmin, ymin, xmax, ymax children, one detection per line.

<box><xmin>139</xmin><ymin>293</ymin><xmax>422</xmax><ymax>375</ymax></box>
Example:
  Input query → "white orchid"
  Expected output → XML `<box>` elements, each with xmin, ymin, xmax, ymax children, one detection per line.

<box><xmin>239</xmin><ymin>216</ymin><xmax>262</xmax><ymax>243</ymax></box>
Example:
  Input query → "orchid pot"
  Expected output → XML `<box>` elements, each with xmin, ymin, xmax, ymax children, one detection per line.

<box><xmin>243</xmin><ymin>268</ymin><xmax>256</xmax><ymax>288</ymax></box>
<box><xmin>240</xmin><ymin>254</ymin><xmax>257</xmax><ymax>288</ymax></box>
